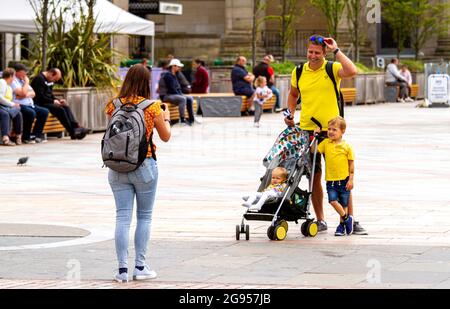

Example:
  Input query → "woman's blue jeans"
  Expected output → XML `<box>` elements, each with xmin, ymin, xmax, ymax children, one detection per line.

<box><xmin>108</xmin><ymin>158</ymin><xmax>158</xmax><ymax>269</ymax></box>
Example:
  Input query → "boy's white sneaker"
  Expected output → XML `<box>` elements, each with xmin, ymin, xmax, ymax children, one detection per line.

<box><xmin>133</xmin><ymin>265</ymin><xmax>157</xmax><ymax>280</ymax></box>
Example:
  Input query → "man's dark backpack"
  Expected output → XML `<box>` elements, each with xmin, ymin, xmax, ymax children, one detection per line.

<box><xmin>295</xmin><ymin>61</ymin><xmax>344</xmax><ymax>117</ymax></box>
<box><xmin>101</xmin><ymin>98</ymin><xmax>157</xmax><ymax>173</ymax></box>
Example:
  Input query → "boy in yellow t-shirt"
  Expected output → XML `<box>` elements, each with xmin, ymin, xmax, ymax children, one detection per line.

<box><xmin>316</xmin><ymin>116</ymin><xmax>354</xmax><ymax>236</ymax></box>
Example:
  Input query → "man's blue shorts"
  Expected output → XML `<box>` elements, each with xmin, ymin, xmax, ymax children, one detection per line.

<box><xmin>326</xmin><ymin>178</ymin><xmax>350</xmax><ymax>207</ymax></box>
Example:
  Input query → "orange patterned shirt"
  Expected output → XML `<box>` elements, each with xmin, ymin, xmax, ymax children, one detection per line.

<box><xmin>105</xmin><ymin>96</ymin><xmax>162</xmax><ymax>158</ymax></box>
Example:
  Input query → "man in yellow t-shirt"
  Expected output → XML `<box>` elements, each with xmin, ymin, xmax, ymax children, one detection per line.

<box><xmin>317</xmin><ymin>117</ymin><xmax>354</xmax><ymax>236</ymax></box>
<box><xmin>284</xmin><ymin>34</ymin><xmax>367</xmax><ymax>235</ymax></box>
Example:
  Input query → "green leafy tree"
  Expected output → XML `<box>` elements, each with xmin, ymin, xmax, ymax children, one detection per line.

<box><xmin>265</xmin><ymin>0</ymin><xmax>303</xmax><ymax>62</ymax></box>
<box><xmin>381</xmin><ymin>0</ymin><xmax>414</xmax><ymax>59</ymax></box>
<box><xmin>310</xmin><ymin>0</ymin><xmax>345</xmax><ymax>41</ymax></box>
<box><xmin>409</xmin><ymin>0</ymin><xmax>450</xmax><ymax>60</ymax></box>
<box><xmin>252</xmin><ymin>0</ymin><xmax>266</xmax><ymax>67</ymax></box>
<box><xmin>345</xmin><ymin>0</ymin><xmax>365</xmax><ymax>62</ymax></box>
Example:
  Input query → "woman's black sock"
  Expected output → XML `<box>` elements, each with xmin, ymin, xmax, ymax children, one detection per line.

<box><xmin>119</xmin><ymin>267</ymin><xmax>127</xmax><ymax>274</ymax></box>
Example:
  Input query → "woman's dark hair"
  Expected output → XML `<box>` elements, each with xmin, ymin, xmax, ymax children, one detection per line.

<box><xmin>194</xmin><ymin>58</ymin><xmax>205</xmax><ymax>67</ymax></box>
<box><xmin>118</xmin><ymin>64</ymin><xmax>151</xmax><ymax>99</ymax></box>
<box><xmin>2</xmin><ymin>68</ymin><xmax>15</xmax><ymax>79</ymax></box>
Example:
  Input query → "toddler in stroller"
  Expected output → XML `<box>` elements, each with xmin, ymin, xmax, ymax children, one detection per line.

<box><xmin>236</xmin><ymin>121</ymin><xmax>322</xmax><ymax>241</ymax></box>
<box><xmin>242</xmin><ymin>167</ymin><xmax>288</xmax><ymax>212</ymax></box>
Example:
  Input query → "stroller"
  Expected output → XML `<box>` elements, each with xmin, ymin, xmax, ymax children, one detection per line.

<box><xmin>236</xmin><ymin>118</ymin><xmax>322</xmax><ymax>241</ymax></box>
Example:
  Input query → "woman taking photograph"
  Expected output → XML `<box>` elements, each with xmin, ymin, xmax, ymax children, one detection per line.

<box><xmin>104</xmin><ymin>64</ymin><xmax>171</xmax><ymax>283</ymax></box>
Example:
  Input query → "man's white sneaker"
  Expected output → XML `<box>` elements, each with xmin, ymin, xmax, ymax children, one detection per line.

<box><xmin>133</xmin><ymin>265</ymin><xmax>157</xmax><ymax>280</ymax></box>
<box><xmin>397</xmin><ymin>98</ymin><xmax>405</xmax><ymax>103</ymax></box>
<box><xmin>405</xmin><ymin>97</ymin><xmax>414</xmax><ymax>102</ymax></box>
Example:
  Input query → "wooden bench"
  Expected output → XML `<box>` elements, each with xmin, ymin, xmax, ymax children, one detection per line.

<box><xmin>241</xmin><ymin>96</ymin><xmax>276</xmax><ymax>113</ymax></box>
<box><xmin>410</xmin><ymin>84</ymin><xmax>419</xmax><ymax>99</ymax></box>
<box><xmin>384</xmin><ymin>83</ymin><xmax>419</xmax><ymax>102</ymax></box>
<box><xmin>32</xmin><ymin>114</ymin><xmax>66</xmax><ymax>138</ymax></box>
<box><xmin>191</xmin><ymin>93</ymin><xmax>241</xmax><ymax>117</ymax></box>
<box><xmin>165</xmin><ymin>99</ymin><xmax>198</xmax><ymax>122</ymax></box>
<box><xmin>341</xmin><ymin>88</ymin><xmax>357</xmax><ymax>106</ymax></box>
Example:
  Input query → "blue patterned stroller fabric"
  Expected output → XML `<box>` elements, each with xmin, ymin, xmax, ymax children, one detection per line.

<box><xmin>263</xmin><ymin>126</ymin><xmax>309</xmax><ymax>167</ymax></box>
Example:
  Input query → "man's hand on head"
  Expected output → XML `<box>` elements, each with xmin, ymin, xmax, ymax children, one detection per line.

<box><xmin>324</xmin><ymin>37</ymin><xmax>338</xmax><ymax>52</ymax></box>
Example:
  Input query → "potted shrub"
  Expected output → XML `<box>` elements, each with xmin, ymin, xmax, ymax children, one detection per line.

<box><xmin>27</xmin><ymin>0</ymin><xmax>120</xmax><ymax>131</ymax></box>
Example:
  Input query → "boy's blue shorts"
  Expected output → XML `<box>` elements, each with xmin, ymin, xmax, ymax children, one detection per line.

<box><xmin>326</xmin><ymin>178</ymin><xmax>350</xmax><ymax>207</ymax></box>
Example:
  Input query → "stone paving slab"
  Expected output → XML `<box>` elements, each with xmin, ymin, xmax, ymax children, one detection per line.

<box><xmin>0</xmin><ymin>279</ymin><xmax>302</xmax><ymax>289</ymax></box>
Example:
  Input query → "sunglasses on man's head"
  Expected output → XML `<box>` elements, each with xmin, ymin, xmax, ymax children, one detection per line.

<box><xmin>309</xmin><ymin>35</ymin><xmax>325</xmax><ymax>45</ymax></box>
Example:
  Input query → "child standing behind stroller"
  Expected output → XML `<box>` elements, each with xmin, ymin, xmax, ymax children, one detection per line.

<box><xmin>316</xmin><ymin>116</ymin><xmax>354</xmax><ymax>236</ymax></box>
<box><xmin>243</xmin><ymin>167</ymin><xmax>288</xmax><ymax>212</ymax></box>
<box><xmin>253</xmin><ymin>76</ymin><xmax>273</xmax><ymax>128</ymax></box>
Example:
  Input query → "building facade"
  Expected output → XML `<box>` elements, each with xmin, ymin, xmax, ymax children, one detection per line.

<box><xmin>0</xmin><ymin>0</ymin><xmax>448</xmax><ymax>69</ymax></box>
<box><xmin>127</xmin><ymin>0</ymin><xmax>449</xmax><ymax>66</ymax></box>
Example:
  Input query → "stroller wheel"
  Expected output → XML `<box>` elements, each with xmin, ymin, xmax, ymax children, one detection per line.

<box><xmin>245</xmin><ymin>225</ymin><xmax>250</xmax><ymax>240</ymax></box>
<box><xmin>301</xmin><ymin>221</ymin><xmax>308</xmax><ymax>237</ymax></box>
<box><xmin>267</xmin><ymin>226</ymin><xmax>275</xmax><ymax>240</ymax></box>
<box><xmin>307</xmin><ymin>221</ymin><xmax>318</xmax><ymax>237</ymax></box>
<box><xmin>279</xmin><ymin>220</ymin><xmax>289</xmax><ymax>232</ymax></box>
<box><xmin>275</xmin><ymin>225</ymin><xmax>287</xmax><ymax>241</ymax></box>
<box><xmin>236</xmin><ymin>225</ymin><xmax>240</xmax><ymax>240</ymax></box>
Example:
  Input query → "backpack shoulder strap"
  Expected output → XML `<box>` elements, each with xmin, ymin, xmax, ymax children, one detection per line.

<box><xmin>325</xmin><ymin>61</ymin><xmax>344</xmax><ymax>117</ymax></box>
<box><xmin>295</xmin><ymin>63</ymin><xmax>304</xmax><ymax>89</ymax></box>
<box><xmin>137</xmin><ymin>99</ymin><xmax>156</xmax><ymax>111</ymax></box>
<box><xmin>295</xmin><ymin>63</ymin><xmax>304</xmax><ymax>105</ymax></box>
<box><xmin>136</xmin><ymin>98</ymin><xmax>158</xmax><ymax>161</ymax></box>
<box><xmin>112</xmin><ymin>98</ymin><xmax>122</xmax><ymax>110</ymax></box>
<box><xmin>325</xmin><ymin>61</ymin><xmax>337</xmax><ymax>89</ymax></box>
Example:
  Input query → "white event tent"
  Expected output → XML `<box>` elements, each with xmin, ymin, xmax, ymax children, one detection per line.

<box><xmin>0</xmin><ymin>0</ymin><xmax>155</xmax><ymax>63</ymax></box>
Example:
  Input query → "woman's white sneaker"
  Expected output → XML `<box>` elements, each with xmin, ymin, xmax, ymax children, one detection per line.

<box><xmin>114</xmin><ymin>271</ymin><xmax>128</xmax><ymax>283</ymax></box>
<box><xmin>133</xmin><ymin>265</ymin><xmax>157</xmax><ymax>280</ymax></box>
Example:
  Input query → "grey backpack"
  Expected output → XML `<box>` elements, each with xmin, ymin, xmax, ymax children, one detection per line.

<box><xmin>101</xmin><ymin>98</ymin><xmax>156</xmax><ymax>172</ymax></box>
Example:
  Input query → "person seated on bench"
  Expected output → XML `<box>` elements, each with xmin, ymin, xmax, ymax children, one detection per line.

<box><xmin>159</xmin><ymin>59</ymin><xmax>198</xmax><ymax>126</ymax></box>
<box><xmin>0</xmin><ymin>68</ymin><xmax>23</xmax><ymax>145</ymax></box>
<box><xmin>31</xmin><ymin>68</ymin><xmax>89</xmax><ymax>140</ymax></box>
<box><xmin>231</xmin><ymin>56</ymin><xmax>255</xmax><ymax>102</ymax></box>
<box><xmin>400</xmin><ymin>64</ymin><xmax>414</xmax><ymax>101</ymax></box>
<box><xmin>385</xmin><ymin>58</ymin><xmax>413</xmax><ymax>103</ymax></box>
<box><xmin>11</xmin><ymin>63</ymin><xmax>49</xmax><ymax>144</ymax></box>
<box><xmin>253</xmin><ymin>55</ymin><xmax>281</xmax><ymax>111</ymax></box>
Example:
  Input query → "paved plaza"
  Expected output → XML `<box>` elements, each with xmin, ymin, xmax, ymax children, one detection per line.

<box><xmin>0</xmin><ymin>102</ymin><xmax>449</xmax><ymax>289</ymax></box>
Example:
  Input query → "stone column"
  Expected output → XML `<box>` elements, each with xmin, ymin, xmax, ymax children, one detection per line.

<box><xmin>225</xmin><ymin>0</ymin><xmax>254</xmax><ymax>33</ymax></box>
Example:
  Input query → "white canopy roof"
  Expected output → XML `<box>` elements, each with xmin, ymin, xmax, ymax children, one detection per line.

<box><xmin>0</xmin><ymin>0</ymin><xmax>154</xmax><ymax>36</ymax></box>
